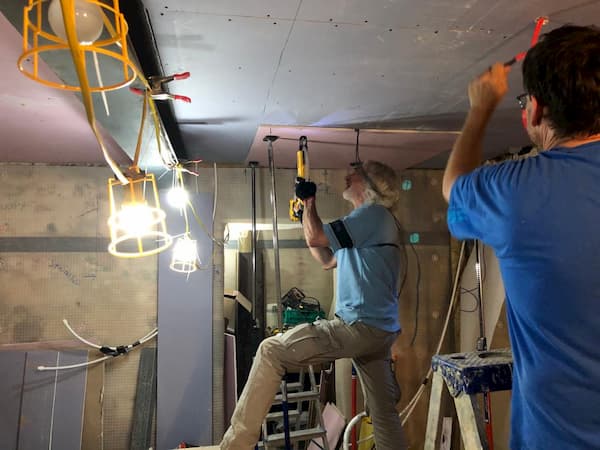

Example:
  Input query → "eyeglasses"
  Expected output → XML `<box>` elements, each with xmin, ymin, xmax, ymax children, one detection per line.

<box><xmin>516</xmin><ymin>93</ymin><xmax>529</xmax><ymax>110</ymax></box>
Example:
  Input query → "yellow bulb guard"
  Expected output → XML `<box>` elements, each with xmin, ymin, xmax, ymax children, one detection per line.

<box><xmin>18</xmin><ymin>0</ymin><xmax>136</xmax><ymax>92</ymax></box>
<box><xmin>107</xmin><ymin>173</ymin><xmax>172</xmax><ymax>258</ymax></box>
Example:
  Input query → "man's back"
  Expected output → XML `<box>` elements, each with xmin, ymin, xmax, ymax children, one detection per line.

<box><xmin>448</xmin><ymin>141</ymin><xmax>600</xmax><ymax>449</ymax></box>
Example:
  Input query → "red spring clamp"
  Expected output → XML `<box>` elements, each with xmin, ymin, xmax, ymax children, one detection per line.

<box><xmin>130</xmin><ymin>71</ymin><xmax>192</xmax><ymax>103</ymax></box>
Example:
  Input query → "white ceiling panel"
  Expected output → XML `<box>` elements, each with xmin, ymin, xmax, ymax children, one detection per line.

<box><xmin>246</xmin><ymin>125</ymin><xmax>461</xmax><ymax>171</ymax></box>
<box><xmin>144</xmin><ymin>0</ymin><xmax>301</xmax><ymax>19</ymax></box>
<box><xmin>2</xmin><ymin>0</ymin><xmax>599</xmax><ymax>168</ymax></box>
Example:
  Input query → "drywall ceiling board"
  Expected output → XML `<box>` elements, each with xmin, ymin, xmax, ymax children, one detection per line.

<box><xmin>245</xmin><ymin>125</ymin><xmax>459</xmax><ymax>171</ymax></box>
<box><xmin>46</xmin><ymin>351</ymin><xmax>88</xmax><ymax>450</ymax></box>
<box><xmin>451</xmin><ymin>0</ymin><xmax>594</xmax><ymax>31</ymax></box>
<box><xmin>424</xmin><ymin>26</ymin><xmax>567</xmax><ymax>117</ymax></box>
<box><xmin>296</xmin><ymin>0</ymin><xmax>486</xmax><ymax>30</ymax></box>
<box><xmin>409</xmin><ymin>107</ymin><xmax>530</xmax><ymax>168</ymax></box>
<box><xmin>147</xmin><ymin>8</ymin><xmax>294</xmax><ymax>161</ymax></box>
<box><xmin>157</xmin><ymin>192</ymin><xmax>214</xmax><ymax>449</ymax></box>
<box><xmin>0</xmin><ymin>12</ymin><xmax>130</xmax><ymax>165</ymax></box>
<box><xmin>179</xmin><ymin>122</ymin><xmax>260</xmax><ymax>162</ymax></box>
<box><xmin>261</xmin><ymin>23</ymin><xmax>454</xmax><ymax>126</ymax></box>
<box><xmin>0</xmin><ymin>351</ymin><xmax>26</xmax><ymax>450</ymax></box>
<box><xmin>426</xmin><ymin>0</ymin><xmax>600</xmax><ymax>116</ymax></box>
<box><xmin>4</xmin><ymin>0</ymin><xmax>597</xmax><ymax>167</ymax></box>
<box><xmin>147</xmin><ymin>8</ymin><xmax>293</xmax><ymax>114</ymax></box>
<box><xmin>144</xmin><ymin>0</ymin><xmax>300</xmax><ymax>18</ymax></box>
<box><xmin>19</xmin><ymin>351</ymin><xmax>88</xmax><ymax>450</ymax></box>
<box><xmin>548</xmin><ymin>1</ymin><xmax>600</xmax><ymax>24</ymax></box>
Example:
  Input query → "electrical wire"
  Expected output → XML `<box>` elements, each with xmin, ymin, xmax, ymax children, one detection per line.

<box><xmin>173</xmin><ymin>162</ymin><xmax>229</xmax><ymax>247</ymax></box>
<box><xmin>354</xmin><ymin>128</ymin><xmax>361</xmax><ymax>163</ymax></box>
<box><xmin>37</xmin><ymin>319</ymin><xmax>158</xmax><ymax>371</ymax></box>
<box><xmin>409</xmin><ymin>243</ymin><xmax>421</xmax><ymax>346</ymax></box>
<box><xmin>398</xmin><ymin>243</ymin><xmax>409</xmax><ymax>298</ymax></box>
<box><xmin>212</xmin><ymin>163</ymin><xmax>218</xmax><ymax>222</ymax></box>
<box><xmin>188</xmin><ymin>201</ymin><xmax>226</xmax><ymax>246</ymax></box>
<box><xmin>92</xmin><ymin>51</ymin><xmax>110</xmax><ymax>116</ymax></box>
<box><xmin>211</xmin><ymin>162</ymin><xmax>230</xmax><ymax>244</ymax></box>
<box><xmin>460</xmin><ymin>287</ymin><xmax>480</xmax><ymax>313</ymax></box>
<box><xmin>398</xmin><ymin>241</ymin><xmax>467</xmax><ymax>424</ymax></box>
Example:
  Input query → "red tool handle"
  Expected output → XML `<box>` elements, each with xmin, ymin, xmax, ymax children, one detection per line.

<box><xmin>172</xmin><ymin>71</ymin><xmax>190</xmax><ymax>80</ymax></box>
<box><xmin>129</xmin><ymin>86</ymin><xmax>144</xmax><ymax>96</ymax></box>
<box><xmin>504</xmin><ymin>16</ymin><xmax>548</xmax><ymax>66</ymax></box>
<box><xmin>172</xmin><ymin>94</ymin><xmax>192</xmax><ymax>103</ymax></box>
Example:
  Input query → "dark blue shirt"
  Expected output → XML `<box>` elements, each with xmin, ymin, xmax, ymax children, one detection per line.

<box><xmin>448</xmin><ymin>141</ymin><xmax>600</xmax><ymax>449</ymax></box>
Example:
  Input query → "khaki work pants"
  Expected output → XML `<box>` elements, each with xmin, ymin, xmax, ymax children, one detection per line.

<box><xmin>220</xmin><ymin>318</ymin><xmax>408</xmax><ymax>450</ymax></box>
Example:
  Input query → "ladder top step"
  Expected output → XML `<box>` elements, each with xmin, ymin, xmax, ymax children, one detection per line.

<box><xmin>432</xmin><ymin>348</ymin><xmax>513</xmax><ymax>396</ymax></box>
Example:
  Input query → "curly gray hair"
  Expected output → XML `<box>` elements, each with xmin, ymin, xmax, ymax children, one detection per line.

<box><xmin>358</xmin><ymin>160</ymin><xmax>402</xmax><ymax>211</ymax></box>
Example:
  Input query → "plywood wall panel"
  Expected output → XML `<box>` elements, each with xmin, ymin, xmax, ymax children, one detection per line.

<box><xmin>0</xmin><ymin>166</ymin><xmax>157</xmax><ymax>450</ymax></box>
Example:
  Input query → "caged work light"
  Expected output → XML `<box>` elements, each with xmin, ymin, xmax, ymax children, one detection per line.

<box><xmin>18</xmin><ymin>0</ymin><xmax>136</xmax><ymax>92</ymax></box>
<box><xmin>18</xmin><ymin>0</ymin><xmax>175</xmax><ymax>259</ymax></box>
<box><xmin>107</xmin><ymin>172</ymin><xmax>172</xmax><ymax>258</ymax></box>
<box><xmin>170</xmin><ymin>234</ymin><xmax>200</xmax><ymax>274</ymax></box>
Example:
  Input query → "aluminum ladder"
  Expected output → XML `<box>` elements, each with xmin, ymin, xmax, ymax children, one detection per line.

<box><xmin>259</xmin><ymin>365</ymin><xmax>329</xmax><ymax>450</ymax></box>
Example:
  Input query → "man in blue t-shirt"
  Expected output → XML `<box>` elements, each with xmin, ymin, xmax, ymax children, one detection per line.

<box><xmin>443</xmin><ymin>25</ymin><xmax>600</xmax><ymax>449</ymax></box>
<box><xmin>221</xmin><ymin>161</ymin><xmax>407</xmax><ymax>450</ymax></box>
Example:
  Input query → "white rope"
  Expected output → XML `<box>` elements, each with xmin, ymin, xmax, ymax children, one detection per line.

<box><xmin>399</xmin><ymin>241</ymin><xmax>467</xmax><ymax>424</ymax></box>
<box><xmin>62</xmin><ymin>319</ymin><xmax>101</xmax><ymax>349</ymax></box>
<box><xmin>212</xmin><ymin>162</ymin><xmax>218</xmax><ymax>222</ymax></box>
<box><xmin>38</xmin><ymin>355</ymin><xmax>111</xmax><ymax>372</ymax></box>
<box><xmin>92</xmin><ymin>51</ymin><xmax>110</xmax><ymax>116</ymax></box>
<box><xmin>38</xmin><ymin>321</ymin><xmax>158</xmax><ymax>371</ymax></box>
<box><xmin>48</xmin><ymin>352</ymin><xmax>60</xmax><ymax>449</ymax></box>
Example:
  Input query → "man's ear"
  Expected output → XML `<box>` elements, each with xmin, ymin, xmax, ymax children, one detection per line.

<box><xmin>530</xmin><ymin>95</ymin><xmax>544</xmax><ymax>127</ymax></box>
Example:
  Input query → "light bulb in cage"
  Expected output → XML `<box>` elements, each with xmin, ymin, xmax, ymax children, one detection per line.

<box><xmin>109</xmin><ymin>203</ymin><xmax>159</xmax><ymax>237</ymax></box>
<box><xmin>48</xmin><ymin>0</ymin><xmax>104</xmax><ymax>45</ymax></box>
<box><xmin>170</xmin><ymin>236</ymin><xmax>199</xmax><ymax>273</ymax></box>
<box><xmin>167</xmin><ymin>186</ymin><xmax>189</xmax><ymax>210</ymax></box>
<box><xmin>19</xmin><ymin>0</ymin><xmax>137</xmax><ymax>92</ymax></box>
<box><xmin>107</xmin><ymin>173</ymin><xmax>172</xmax><ymax>258</ymax></box>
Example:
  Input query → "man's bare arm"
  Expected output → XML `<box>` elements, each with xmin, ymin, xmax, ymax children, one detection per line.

<box><xmin>302</xmin><ymin>197</ymin><xmax>337</xmax><ymax>270</ymax></box>
<box><xmin>442</xmin><ymin>63</ymin><xmax>511</xmax><ymax>202</ymax></box>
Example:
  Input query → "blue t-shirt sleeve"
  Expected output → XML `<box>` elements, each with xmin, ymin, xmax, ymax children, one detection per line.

<box><xmin>324</xmin><ymin>204</ymin><xmax>393</xmax><ymax>252</ymax></box>
<box><xmin>448</xmin><ymin>162</ymin><xmax>519</xmax><ymax>248</ymax></box>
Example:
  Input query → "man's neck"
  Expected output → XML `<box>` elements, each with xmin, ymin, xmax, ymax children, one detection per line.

<box><xmin>351</xmin><ymin>199</ymin><xmax>363</xmax><ymax>209</ymax></box>
<box><xmin>544</xmin><ymin>132</ymin><xmax>600</xmax><ymax>150</ymax></box>
<box><xmin>557</xmin><ymin>133</ymin><xmax>600</xmax><ymax>148</ymax></box>
<box><xmin>350</xmin><ymin>193</ymin><xmax>367</xmax><ymax>209</ymax></box>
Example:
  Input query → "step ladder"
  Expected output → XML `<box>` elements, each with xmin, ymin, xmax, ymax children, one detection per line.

<box><xmin>424</xmin><ymin>348</ymin><xmax>513</xmax><ymax>450</ymax></box>
<box><xmin>259</xmin><ymin>365</ymin><xmax>330</xmax><ymax>450</ymax></box>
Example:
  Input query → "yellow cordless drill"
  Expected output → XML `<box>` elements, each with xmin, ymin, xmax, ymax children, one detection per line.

<box><xmin>289</xmin><ymin>136</ymin><xmax>309</xmax><ymax>221</ymax></box>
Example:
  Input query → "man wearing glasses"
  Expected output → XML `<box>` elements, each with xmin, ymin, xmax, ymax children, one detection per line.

<box><xmin>443</xmin><ymin>25</ymin><xmax>600</xmax><ymax>449</ymax></box>
<box><xmin>221</xmin><ymin>161</ymin><xmax>407</xmax><ymax>450</ymax></box>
